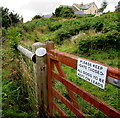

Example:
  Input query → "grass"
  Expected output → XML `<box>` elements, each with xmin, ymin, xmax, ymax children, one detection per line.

<box><xmin>53</xmin><ymin>63</ymin><xmax>120</xmax><ymax>117</ymax></box>
<box><xmin>53</xmin><ymin>29</ymin><xmax>120</xmax><ymax>116</ymax></box>
<box><xmin>2</xmin><ymin>43</ymin><xmax>36</xmax><ymax>117</ymax></box>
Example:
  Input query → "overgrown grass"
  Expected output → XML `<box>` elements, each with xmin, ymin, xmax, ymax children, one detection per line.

<box><xmin>53</xmin><ymin>63</ymin><xmax>120</xmax><ymax>117</ymax></box>
<box><xmin>2</xmin><ymin>41</ymin><xmax>36</xmax><ymax>117</ymax></box>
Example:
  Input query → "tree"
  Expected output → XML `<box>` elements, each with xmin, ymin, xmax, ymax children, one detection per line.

<box><xmin>98</xmin><ymin>0</ymin><xmax>108</xmax><ymax>13</ymax></box>
<box><xmin>60</xmin><ymin>7</ymin><xmax>74</xmax><ymax>18</ymax></box>
<box><xmin>32</xmin><ymin>15</ymin><xmax>42</xmax><ymax>20</ymax></box>
<box><xmin>115</xmin><ymin>1</ymin><xmax>120</xmax><ymax>12</ymax></box>
<box><xmin>53</xmin><ymin>6</ymin><xmax>64</xmax><ymax>17</ymax></box>
<box><xmin>54</xmin><ymin>6</ymin><xmax>74</xmax><ymax>18</ymax></box>
<box><xmin>1</xmin><ymin>7</ymin><xmax>23</xmax><ymax>29</ymax></box>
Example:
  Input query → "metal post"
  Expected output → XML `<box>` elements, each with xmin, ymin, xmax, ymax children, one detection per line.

<box><xmin>17</xmin><ymin>45</ymin><xmax>36</xmax><ymax>62</ymax></box>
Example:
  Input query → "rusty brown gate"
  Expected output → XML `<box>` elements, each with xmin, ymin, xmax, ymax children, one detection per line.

<box><xmin>46</xmin><ymin>42</ymin><xmax>120</xmax><ymax>117</ymax></box>
<box><xmin>17</xmin><ymin>41</ymin><xmax>120</xmax><ymax>117</ymax></box>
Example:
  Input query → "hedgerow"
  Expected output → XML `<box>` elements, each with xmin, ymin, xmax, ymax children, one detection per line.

<box><xmin>78</xmin><ymin>30</ymin><xmax>120</xmax><ymax>53</ymax></box>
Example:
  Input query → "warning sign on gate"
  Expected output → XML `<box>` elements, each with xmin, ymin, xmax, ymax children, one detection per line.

<box><xmin>77</xmin><ymin>58</ymin><xmax>107</xmax><ymax>89</ymax></box>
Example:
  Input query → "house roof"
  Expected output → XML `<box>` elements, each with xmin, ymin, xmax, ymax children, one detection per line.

<box><xmin>60</xmin><ymin>5</ymin><xmax>72</xmax><ymax>8</ymax></box>
<box><xmin>80</xmin><ymin>2</ymin><xmax>93</xmax><ymax>9</ymax></box>
<box><xmin>74</xmin><ymin>11</ymin><xmax>85</xmax><ymax>15</ymax></box>
<box><xmin>73</xmin><ymin>2</ymin><xmax>94</xmax><ymax>10</ymax></box>
<box><xmin>72</xmin><ymin>6</ymin><xmax>79</xmax><ymax>11</ymax></box>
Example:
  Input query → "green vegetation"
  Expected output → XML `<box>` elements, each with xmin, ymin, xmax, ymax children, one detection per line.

<box><xmin>115</xmin><ymin>1</ymin><xmax>120</xmax><ymax>12</ymax></box>
<box><xmin>53</xmin><ymin>6</ymin><xmax>74</xmax><ymax>18</ymax></box>
<box><xmin>32</xmin><ymin>15</ymin><xmax>42</xmax><ymax>20</ymax></box>
<box><xmin>1</xmin><ymin>7</ymin><xmax>23</xmax><ymax>29</ymax></box>
<box><xmin>2</xmin><ymin>44</ymin><xmax>35</xmax><ymax>117</ymax></box>
<box><xmin>2</xmin><ymin>11</ymin><xmax>120</xmax><ymax>117</ymax></box>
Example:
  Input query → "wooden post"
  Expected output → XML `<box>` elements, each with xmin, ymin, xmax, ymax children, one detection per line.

<box><xmin>32</xmin><ymin>42</ymin><xmax>48</xmax><ymax>117</ymax></box>
<box><xmin>46</xmin><ymin>41</ymin><xmax>54</xmax><ymax>116</ymax></box>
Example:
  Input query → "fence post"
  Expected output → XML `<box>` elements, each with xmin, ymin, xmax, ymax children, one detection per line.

<box><xmin>32</xmin><ymin>42</ymin><xmax>48</xmax><ymax>117</ymax></box>
<box><xmin>46</xmin><ymin>41</ymin><xmax>54</xmax><ymax>116</ymax></box>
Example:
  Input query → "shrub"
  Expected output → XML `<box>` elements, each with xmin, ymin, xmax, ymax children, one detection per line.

<box><xmin>6</xmin><ymin>28</ymin><xmax>21</xmax><ymax>51</ymax></box>
<box><xmin>103</xmin><ymin>22</ymin><xmax>119</xmax><ymax>33</ymax></box>
<box><xmin>91</xmin><ymin>19</ymin><xmax>104</xmax><ymax>32</ymax></box>
<box><xmin>56</xmin><ymin>29</ymin><xmax>71</xmax><ymax>42</ymax></box>
<box><xmin>78</xmin><ymin>22</ymin><xmax>91</xmax><ymax>31</ymax></box>
<box><xmin>1</xmin><ymin>6</ymin><xmax>23</xmax><ymax>29</ymax></box>
<box><xmin>76</xmin><ymin>14</ymin><xmax>95</xmax><ymax>18</ymax></box>
<box><xmin>32</xmin><ymin>15</ymin><xmax>42</xmax><ymax>20</ymax></box>
<box><xmin>48</xmin><ymin>22</ymin><xmax>62</xmax><ymax>31</ymax></box>
<box><xmin>60</xmin><ymin>7</ymin><xmax>74</xmax><ymax>18</ymax></box>
<box><xmin>54</xmin><ymin>6</ymin><xmax>74</xmax><ymax>18</ymax></box>
<box><xmin>78</xmin><ymin>31</ymin><xmax>120</xmax><ymax>53</ymax></box>
<box><xmin>2</xmin><ymin>27</ymin><xmax>6</xmax><ymax>37</ymax></box>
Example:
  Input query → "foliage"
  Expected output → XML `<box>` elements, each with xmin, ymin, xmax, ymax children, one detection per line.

<box><xmin>2</xmin><ymin>27</ymin><xmax>7</xmax><ymax>37</ymax></box>
<box><xmin>78</xmin><ymin>30</ymin><xmax>120</xmax><ymax>53</ymax></box>
<box><xmin>32</xmin><ymin>15</ymin><xmax>42</xmax><ymax>20</ymax></box>
<box><xmin>60</xmin><ymin>7</ymin><xmax>74</xmax><ymax>18</ymax></box>
<box><xmin>3</xmin><ymin>11</ymin><xmax>120</xmax><ymax>117</ymax></box>
<box><xmin>98</xmin><ymin>0</ymin><xmax>108</xmax><ymax>13</ymax></box>
<box><xmin>91</xmin><ymin>19</ymin><xmax>104</xmax><ymax>32</ymax></box>
<box><xmin>48</xmin><ymin>22</ymin><xmax>62</xmax><ymax>31</ymax></box>
<box><xmin>53</xmin><ymin>6</ymin><xmax>63</xmax><ymax>17</ymax></box>
<box><xmin>1</xmin><ymin>6</ymin><xmax>22</xmax><ymax>29</ymax></box>
<box><xmin>76</xmin><ymin>14</ymin><xmax>95</xmax><ymax>18</ymax></box>
<box><xmin>53</xmin><ymin>6</ymin><xmax>74</xmax><ymax>18</ymax></box>
<box><xmin>2</xmin><ymin>41</ymin><xmax>35</xmax><ymax>117</ymax></box>
<box><xmin>6</xmin><ymin>27</ymin><xmax>21</xmax><ymax>52</ymax></box>
<box><xmin>2</xmin><ymin>73</ymin><xmax>34</xmax><ymax>118</ymax></box>
<box><xmin>115</xmin><ymin>1</ymin><xmax>120</xmax><ymax>12</ymax></box>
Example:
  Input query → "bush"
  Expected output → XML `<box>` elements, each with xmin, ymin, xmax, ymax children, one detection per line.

<box><xmin>6</xmin><ymin>28</ymin><xmax>21</xmax><ymax>51</ymax></box>
<box><xmin>55</xmin><ymin>29</ymin><xmax>71</xmax><ymax>44</ymax></box>
<box><xmin>103</xmin><ymin>22</ymin><xmax>120</xmax><ymax>33</ymax></box>
<box><xmin>60</xmin><ymin>7</ymin><xmax>74</xmax><ymax>18</ymax></box>
<box><xmin>54</xmin><ymin>6</ymin><xmax>74</xmax><ymax>18</ymax></box>
<box><xmin>79</xmin><ymin>31</ymin><xmax>120</xmax><ymax>53</ymax></box>
<box><xmin>76</xmin><ymin>14</ymin><xmax>95</xmax><ymax>18</ymax></box>
<box><xmin>91</xmin><ymin>19</ymin><xmax>104</xmax><ymax>32</ymax></box>
<box><xmin>32</xmin><ymin>15</ymin><xmax>42</xmax><ymax>20</ymax></box>
<box><xmin>48</xmin><ymin>22</ymin><xmax>62</xmax><ymax>31</ymax></box>
<box><xmin>1</xmin><ymin>6</ymin><xmax>23</xmax><ymax>29</ymax></box>
<box><xmin>2</xmin><ymin>27</ymin><xmax>6</xmax><ymax>37</ymax></box>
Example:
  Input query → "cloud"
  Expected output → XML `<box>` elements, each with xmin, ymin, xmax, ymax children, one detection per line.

<box><xmin>21</xmin><ymin>0</ymin><xmax>60</xmax><ymax>15</ymax></box>
<box><xmin>104</xmin><ymin>4</ymin><xmax>115</xmax><ymax>12</ymax></box>
<box><xmin>1</xmin><ymin>0</ymin><xmax>119</xmax><ymax>22</ymax></box>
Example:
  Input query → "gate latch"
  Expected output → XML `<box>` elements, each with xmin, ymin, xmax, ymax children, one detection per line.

<box><xmin>108</xmin><ymin>77</ymin><xmax>120</xmax><ymax>88</ymax></box>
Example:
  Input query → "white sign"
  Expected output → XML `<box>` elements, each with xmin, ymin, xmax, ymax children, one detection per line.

<box><xmin>77</xmin><ymin>58</ymin><xmax>107</xmax><ymax>89</ymax></box>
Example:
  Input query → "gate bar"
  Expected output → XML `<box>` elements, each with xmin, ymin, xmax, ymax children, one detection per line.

<box><xmin>52</xmin><ymin>71</ymin><xmax>120</xmax><ymax>117</ymax></box>
<box><xmin>17</xmin><ymin>45</ymin><xmax>36</xmax><ymax>62</ymax></box>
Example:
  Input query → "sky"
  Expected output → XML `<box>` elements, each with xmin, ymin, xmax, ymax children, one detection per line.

<box><xmin>0</xmin><ymin>0</ymin><xmax>119</xmax><ymax>22</ymax></box>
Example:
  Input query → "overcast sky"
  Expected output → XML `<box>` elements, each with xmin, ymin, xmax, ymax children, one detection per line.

<box><xmin>1</xmin><ymin>0</ymin><xmax>119</xmax><ymax>22</ymax></box>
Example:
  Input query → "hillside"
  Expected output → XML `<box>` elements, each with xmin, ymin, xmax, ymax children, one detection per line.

<box><xmin>3</xmin><ymin>12</ymin><xmax>120</xmax><ymax>67</ymax></box>
<box><xmin>2</xmin><ymin>12</ymin><xmax>120</xmax><ymax>117</ymax></box>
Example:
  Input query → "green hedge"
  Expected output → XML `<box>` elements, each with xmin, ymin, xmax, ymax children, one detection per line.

<box><xmin>78</xmin><ymin>30</ymin><xmax>120</xmax><ymax>53</ymax></box>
